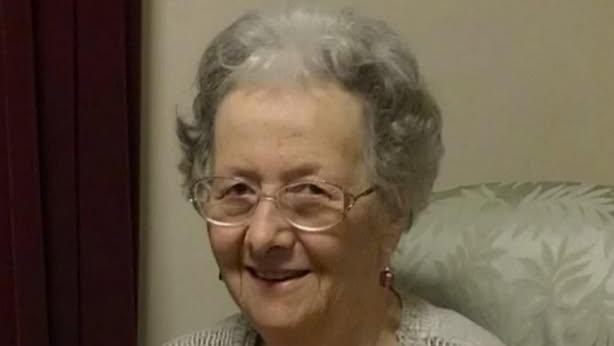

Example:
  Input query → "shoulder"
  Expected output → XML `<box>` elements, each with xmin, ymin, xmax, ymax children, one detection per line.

<box><xmin>422</xmin><ymin>302</ymin><xmax>505</xmax><ymax>346</ymax></box>
<box><xmin>163</xmin><ymin>314</ymin><xmax>259</xmax><ymax>346</ymax></box>
<box><xmin>398</xmin><ymin>293</ymin><xmax>506</xmax><ymax>346</ymax></box>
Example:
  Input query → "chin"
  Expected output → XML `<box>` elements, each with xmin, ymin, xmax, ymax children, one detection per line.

<box><xmin>246</xmin><ymin>302</ymin><xmax>310</xmax><ymax>330</ymax></box>
<box><xmin>231</xmin><ymin>270</ymin><xmax>326</xmax><ymax>330</ymax></box>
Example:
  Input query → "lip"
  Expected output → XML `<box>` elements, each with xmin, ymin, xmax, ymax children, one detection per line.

<box><xmin>246</xmin><ymin>266</ymin><xmax>311</xmax><ymax>284</ymax></box>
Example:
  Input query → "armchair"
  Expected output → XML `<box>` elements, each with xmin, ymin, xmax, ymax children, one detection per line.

<box><xmin>394</xmin><ymin>182</ymin><xmax>614</xmax><ymax>346</ymax></box>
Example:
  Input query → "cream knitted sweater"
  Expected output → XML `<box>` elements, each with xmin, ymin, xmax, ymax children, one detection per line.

<box><xmin>165</xmin><ymin>291</ymin><xmax>505</xmax><ymax>346</ymax></box>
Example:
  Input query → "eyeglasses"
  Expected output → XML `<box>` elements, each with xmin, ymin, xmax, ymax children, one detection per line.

<box><xmin>189</xmin><ymin>177</ymin><xmax>376</xmax><ymax>232</ymax></box>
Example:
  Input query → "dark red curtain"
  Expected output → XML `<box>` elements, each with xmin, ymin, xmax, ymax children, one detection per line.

<box><xmin>0</xmin><ymin>1</ymin><xmax>140</xmax><ymax>346</ymax></box>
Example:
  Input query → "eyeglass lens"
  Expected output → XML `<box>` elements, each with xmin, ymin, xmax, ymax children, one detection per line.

<box><xmin>192</xmin><ymin>178</ymin><xmax>347</xmax><ymax>230</ymax></box>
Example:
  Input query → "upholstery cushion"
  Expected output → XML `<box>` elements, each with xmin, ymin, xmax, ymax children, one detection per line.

<box><xmin>394</xmin><ymin>182</ymin><xmax>614</xmax><ymax>346</ymax></box>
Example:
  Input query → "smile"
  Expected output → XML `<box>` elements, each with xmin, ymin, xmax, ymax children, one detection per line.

<box><xmin>247</xmin><ymin>267</ymin><xmax>311</xmax><ymax>283</ymax></box>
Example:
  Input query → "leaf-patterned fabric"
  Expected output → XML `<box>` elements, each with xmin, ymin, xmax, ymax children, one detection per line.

<box><xmin>394</xmin><ymin>182</ymin><xmax>614</xmax><ymax>346</ymax></box>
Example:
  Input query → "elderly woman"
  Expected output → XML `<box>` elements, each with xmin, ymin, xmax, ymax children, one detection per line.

<box><xmin>167</xmin><ymin>7</ymin><xmax>504</xmax><ymax>346</ymax></box>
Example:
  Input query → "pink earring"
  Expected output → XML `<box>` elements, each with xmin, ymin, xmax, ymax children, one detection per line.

<box><xmin>379</xmin><ymin>266</ymin><xmax>394</xmax><ymax>288</ymax></box>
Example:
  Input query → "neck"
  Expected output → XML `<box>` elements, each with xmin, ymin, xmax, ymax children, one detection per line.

<box><xmin>257</xmin><ymin>287</ymin><xmax>401</xmax><ymax>346</ymax></box>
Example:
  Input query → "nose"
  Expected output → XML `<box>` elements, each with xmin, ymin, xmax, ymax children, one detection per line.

<box><xmin>245</xmin><ymin>195</ymin><xmax>296</xmax><ymax>258</ymax></box>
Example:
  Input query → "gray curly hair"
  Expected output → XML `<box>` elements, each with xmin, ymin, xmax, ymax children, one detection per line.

<box><xmin>178</xmin><ymin>7</ymin><xmax>443</xmax><ymax>221</ymax></box>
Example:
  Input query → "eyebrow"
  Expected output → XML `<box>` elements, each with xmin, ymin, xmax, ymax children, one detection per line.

<box><xmin>280</xmin><ymin>163</ymin><xmax>322</xmax><ymax>182</ymax></box>
<box><xmin>219</xmin><ymin>167</ymin><xmax>259</xmax><ymax>182</ymax></box>
<box><xmin>220</xmin><ymin>162</ymin><xmax>323</xmax><ymax>183</ymax></box>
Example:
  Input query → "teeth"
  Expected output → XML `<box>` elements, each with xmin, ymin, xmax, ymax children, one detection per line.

<box><xmin>252</xmin><ymin>269</ymin><xmax>307</xmax><ymax>281</ymax></box>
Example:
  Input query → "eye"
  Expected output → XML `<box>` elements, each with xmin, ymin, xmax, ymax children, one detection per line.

<box><xmin>286</xmin><ymin>182</ymin><xmax>332</xmax><ymax>198</ymax></box>
<box><xmin>216</xmin><ymin>182</ymin><xmax>256</xmax><ymax>199</ymax></box>
<box><xmin>305</xmin><ymin>184</ymin><xmax>327</xmax><ymax>196</ymax></box>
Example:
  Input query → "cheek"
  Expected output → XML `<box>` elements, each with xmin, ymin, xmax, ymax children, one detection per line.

<box><xmin>338</xmin><ymin>208</ymin><xmax>384</xmax><ymax>272</ymax></box>
<box><xmin>305</xmin><ymin>219</ymin><xmax>381</xmax><ymax>283</ymax></box>
<box><xmin>207</xmin><ymin>227</ymin><xmax>244</xmax><ymax>271</ymax></box>
<box><xmin>346</xmin><ymin>226</ymin><xmax>381</xmax><ymax>269</ymax></box>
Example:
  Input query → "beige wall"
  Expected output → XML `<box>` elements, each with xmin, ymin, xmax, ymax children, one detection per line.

<box><xmin>139</xmin><ymin>1</ymin><xmax>614</xmax><ymax>345</ymax></box>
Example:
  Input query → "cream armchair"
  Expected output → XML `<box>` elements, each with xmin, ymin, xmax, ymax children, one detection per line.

<box><xmin>394</xmin><ymin>182</ymin><xmax>614</xmax><ymax>346</ymax></box>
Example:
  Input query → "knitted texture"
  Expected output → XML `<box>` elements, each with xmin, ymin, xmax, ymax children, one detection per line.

<box><xmin>164</xmin><ymin>291</ymin><xmax>504</xmax><ymax>346</ymax></box>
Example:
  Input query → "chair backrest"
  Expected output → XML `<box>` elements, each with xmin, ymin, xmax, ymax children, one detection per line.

<box><xmin>394</xmin><ymin>182</ymin><xmax>614</xmax><ymax>346</ymax></box>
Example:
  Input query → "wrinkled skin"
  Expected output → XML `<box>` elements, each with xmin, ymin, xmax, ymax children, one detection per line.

<box><xmin>209</xmin><ymin>80</ymin><xmax>402</xmax><ymax>346</ymax></box>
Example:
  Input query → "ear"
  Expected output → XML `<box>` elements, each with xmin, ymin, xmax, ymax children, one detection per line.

<box><xmin>378</xmin><ymin>202</ymin><xmax>416</xmax><ymax>263</ymax></box>
<box><xmin>376</xmin><ymin>210</ymin><xmax>407</xmax><ymax>265</ymax></box>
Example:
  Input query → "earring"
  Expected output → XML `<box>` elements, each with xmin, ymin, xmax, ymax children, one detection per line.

<box><xmin>379</xmin><ymin>266</ymin><xmax>394</xmax><ymax>288</ymax></box>
<box><xmin>218</xmin><ymin>271</ymin><xmax>223</xmax><ymax>281</ymax></box>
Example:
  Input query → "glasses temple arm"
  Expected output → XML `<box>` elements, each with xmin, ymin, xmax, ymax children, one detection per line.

<box><xmin>346</xmin><ymin>186</ymin><xmax>377</xmax><ymax>210</ymax></box>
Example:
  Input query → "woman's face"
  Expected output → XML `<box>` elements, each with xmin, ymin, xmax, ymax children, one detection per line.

<box><xmin>209</xmin><ymin>81</ymin><xmax>400</xmax><ymax>332</ymax></box>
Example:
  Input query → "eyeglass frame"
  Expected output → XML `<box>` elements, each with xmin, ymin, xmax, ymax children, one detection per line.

<box><xmin>188</xmin><ymin>176</ymin><xmax>377</xmax><ymax>232</ymax></box>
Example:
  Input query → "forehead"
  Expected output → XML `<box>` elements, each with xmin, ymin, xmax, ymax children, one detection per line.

<box><xmin>213</xmin><ymin>81</ymin><xmax>367</xmax><ymax>183</ymax></box>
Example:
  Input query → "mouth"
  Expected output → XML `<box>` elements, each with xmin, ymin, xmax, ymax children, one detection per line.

<box><xmin>246</xmin><ymin>267</ymin><xmax>311</xmax><ymax>284</ymax></box>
